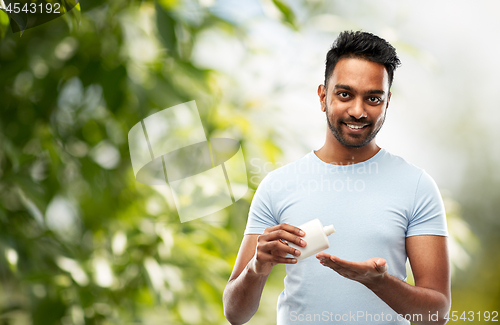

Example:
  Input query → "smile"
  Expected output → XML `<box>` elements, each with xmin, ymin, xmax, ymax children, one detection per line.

<box><xmin>345</xmin><ymin>123</ymin><xmax>368</xmax><ymax>130</ymax></box>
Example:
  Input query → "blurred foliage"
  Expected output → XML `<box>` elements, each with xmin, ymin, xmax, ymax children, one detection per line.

<box><xmin>0</xmin><ymin>0</ymin><xmax>299</xmax><ymax>324</ymax></box>
<box><xmin>1</xmin><ymin>0</ymin><xmax>80</xmax><ymax>33</ymax></box>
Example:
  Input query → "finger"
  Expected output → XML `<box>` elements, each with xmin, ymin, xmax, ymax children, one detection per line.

<box><xmin>268</xmin><ymin>239</ymin><xmax>302</xmax><ymax>257</ymax></box>
<box><xmin>316</xmin><ymin>252</ymin><xmax>331</xmax><ymax>259</ymax></box>
<box><xmin>375</xmin><ymin>258</ymin><xmax>388</xmax><ymax>273</ymax></box>
<box><xmin>317</xmin><ymin>254</ymin><xmax>342</xmax><ymax>269</ymax></box>
<box><xmin>271</xmin><ymin>246</ymin><xmax>300</xmax><ymax>258</ymax></box>
<box><xmin>256</xmin><ymin>250</ymin><xmax>298</xmax><ymax>265</ymax></box>
<box><xmin>320</xmin><ymin>260</ymin><xmax>348</xmax><ymax>277</ymax></box>
<box><xmin>319</xmin><ymin>257</ymin><xmax>339</xmax><ymax>268</ymax></box>
<box><xmin>269</xmin><ymin>255</ymin><xmax>298</xmax><ymax>264</ymax></box>
<box><xmin>329</xmin><ymin>256</ymin><xmax>360</xmax><ymax>269</ymax></box>
<box><xmin>264</xmin><ymin>223</ymin><xmax>305</xmax><ymax>237</ymax></box>
<box><xmin>324</xmin><ymin>257</ymin><xmax>365</xmax><ymax>275</ymax></box>
<box><xmin>279</xmin><ymin>239</ymin><xmax>288</xmax><ymax>246</ymax></box>
<box><xmin>320</xmin><ymin>259</ymin><xmax>357</xmax><ymax>278</ymax></box>
<box><xmin>272</xmin><ymin>249</ymin><xmax>289</xmax><ymax>258</ymax></box>
<box><xmin>263</xmin><ymin>229</ymin><xmax>307</xmax><ymax>248</ymax></box>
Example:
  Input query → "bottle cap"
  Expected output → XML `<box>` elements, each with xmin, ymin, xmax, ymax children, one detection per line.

<box><xmin>323</xmin><ymin>225</ymin><xmax>336</xmax><ymax>236</ymax></box>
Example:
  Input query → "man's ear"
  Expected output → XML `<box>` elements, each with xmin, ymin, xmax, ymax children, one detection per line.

<box><xmin>318</xmin><ymin>84</ymin><xmax>326</xmax><ymax>112</ymax></box>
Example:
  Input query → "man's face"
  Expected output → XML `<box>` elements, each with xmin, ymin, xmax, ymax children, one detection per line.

<box><xmin>318</xmin><ymin>57</ymin><xmax>391</xmax><ymax>149</ymax></box>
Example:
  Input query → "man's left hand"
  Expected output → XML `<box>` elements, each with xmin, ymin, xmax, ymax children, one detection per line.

<box><xmin>316</xmin><ymin>253</ymin><xmax>388</xmax><ymax>288</ymax></box>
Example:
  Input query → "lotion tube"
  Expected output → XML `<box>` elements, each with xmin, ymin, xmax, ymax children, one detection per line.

<box><xmin>288</xmin><ymin>218</ymin><xmax>335</xmax><ymax>261</ymax></box>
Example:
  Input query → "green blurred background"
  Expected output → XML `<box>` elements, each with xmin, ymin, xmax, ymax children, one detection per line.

<box><xmin>0</xmin><ymin>0</ymin><xmax>499</xmax><ymax>324</ymax></box>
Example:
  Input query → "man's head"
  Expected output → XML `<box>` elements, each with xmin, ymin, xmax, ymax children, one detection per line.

<box><xmin>318</xmin><ymin>31</ymin><xmax>400</xmax><ymax>149</ymax></box>
<box><xmin>324</xmin><ymin>31</ymin><xmax>401</xmax><ymax>90</ymax></box>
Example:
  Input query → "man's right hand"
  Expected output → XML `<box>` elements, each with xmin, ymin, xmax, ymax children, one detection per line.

<box><xmin>249</xmin><ymin>223</ymin><xmax>307</xmax><ymax>276</ymax></box>
<box><xmin>223</xmin><ymin>225</ymin><xmax>306</xmax><ymax>324</ymax></box>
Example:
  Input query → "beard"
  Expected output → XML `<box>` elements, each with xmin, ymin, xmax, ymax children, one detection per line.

<box><xmin>325</xmin><ymin>102</ymin><xmax>386</xmax><ymax>148</ymax></box>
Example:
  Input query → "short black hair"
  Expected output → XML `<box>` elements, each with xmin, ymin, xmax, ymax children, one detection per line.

<box><xmin>324</xmin><ymin>30</ymin><xmax>401</xmax><ymax>89</ymax></box>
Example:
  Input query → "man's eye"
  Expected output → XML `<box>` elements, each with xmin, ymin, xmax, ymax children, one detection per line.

<box><xmin>338</xmin><ymin>92</ymin><xmax>349</xmax><ymax>98</ymax></box>
<box><xmin>368</xmin><ymin>96</ymin><xmax>381</xmax><ymax>103</ymax></box>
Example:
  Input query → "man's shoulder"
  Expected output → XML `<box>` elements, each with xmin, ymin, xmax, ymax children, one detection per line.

<box><xmin>379</xmin><ymin>149</ymin><xmax>425</xmax><ymax>176</ymax></box>
<box><xmin>265</xmin><ymin>151</ymin><xmax>314</xmax><ymax>176</ymax></box>
<box><xmin>254</xmin><ymin>151</ymin><xmax>314</xmax><ymax>191</ymax></box>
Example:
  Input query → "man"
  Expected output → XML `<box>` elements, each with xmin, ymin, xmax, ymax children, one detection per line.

<box><xmin>223</xmin><ymin>31</ymin><xmax>450</xmax><ymax>325</ymax></box>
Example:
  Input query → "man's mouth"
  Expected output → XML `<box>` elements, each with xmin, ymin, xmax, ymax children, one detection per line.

<box><xmin>345</xmin><ymin>123</ymin><xmax>369</xmax><ymax>130</ymax></box>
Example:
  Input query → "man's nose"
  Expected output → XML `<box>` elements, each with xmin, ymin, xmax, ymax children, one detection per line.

<box><xmin>347</xmin><ymin>98</ymin><xmax>367</xmax><ymax>119</ymax></box>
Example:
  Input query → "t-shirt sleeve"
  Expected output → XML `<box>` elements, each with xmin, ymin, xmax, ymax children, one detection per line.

<box><xmin>407</xmin><ymin>171</ymin><xmax>448</xmax><ymax>237</ymax></box>
<box><xmin>244</xmin><ymin>173</ymin><xmax>279</xmax><ymax>235</ymax></box>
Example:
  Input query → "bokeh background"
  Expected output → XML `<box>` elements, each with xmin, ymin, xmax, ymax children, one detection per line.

<box><xmin>1</xmin><ymin>0</ymin><xmax>499</xmax><ymax>324</ymax></box>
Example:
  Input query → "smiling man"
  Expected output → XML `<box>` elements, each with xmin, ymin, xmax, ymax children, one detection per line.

<box><xmin>223</xmin><ymin>31</ymin><xmax>450</xmax><ymax>325</ymax></box>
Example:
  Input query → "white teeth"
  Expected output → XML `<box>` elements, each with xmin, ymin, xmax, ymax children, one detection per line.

<box><xmin>346</xmin><ymin>124</ymin><xmax>366</xmax><ymax>129</ymax></box>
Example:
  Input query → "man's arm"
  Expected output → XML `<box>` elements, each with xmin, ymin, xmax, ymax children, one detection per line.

<box><xmin>316</xmin><ymin>235</ymin><xmax>451</xmax><ymax>325</ymax></box>
<box><xmin>223</xmin><ymin>224</ymin><xmax>306</xmax><ymax>325</ymax></box>
<box><xmin>223</xmin><ymin>234</ymin><xmax>265</xmax><ymax>325</ymax></box>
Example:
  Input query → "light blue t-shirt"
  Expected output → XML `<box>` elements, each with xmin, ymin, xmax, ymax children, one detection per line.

<box><xmin>244</xmin><ymin>149</ymin><xmax>448</xmax><ymax>325</ymax></box>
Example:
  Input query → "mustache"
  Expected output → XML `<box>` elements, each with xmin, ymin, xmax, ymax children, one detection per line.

<box><xmin>341</xmin><ymin>119</ymin><xmax>371</xmax><ymax>124</ymax></box>
<box><xmin>323</xmin><ymin>107</ymin><xmax>371</xmax><ymax>124</ymax></box>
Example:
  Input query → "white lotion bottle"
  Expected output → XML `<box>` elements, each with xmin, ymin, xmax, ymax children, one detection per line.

<box><xmin>288</xmin><ymin>218</ymin><xmax>335</xmax><ymax>261</ymax></box>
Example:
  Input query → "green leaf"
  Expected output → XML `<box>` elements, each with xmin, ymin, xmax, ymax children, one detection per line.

<box><xmin>272</xmin><ymin>0</ymin><xmax>298</xmax><ymax>30</ymax></box>
<box><xmin>155</xmin><ymin>1</ymin><xmax>178</xmax><ymax>57</ymax></box>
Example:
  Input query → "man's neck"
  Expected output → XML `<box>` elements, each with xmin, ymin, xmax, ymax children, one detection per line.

<box><xmin>314</xmin><ymin>140</ymin><xmax>381</xmax><ymax>165</ymax></box>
